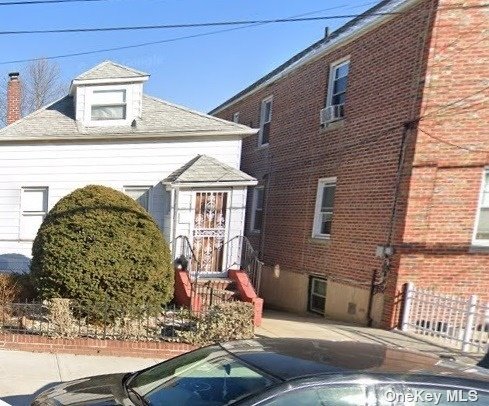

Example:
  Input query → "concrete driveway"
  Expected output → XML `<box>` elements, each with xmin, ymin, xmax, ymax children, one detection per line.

<box><xmin>0</xmin><ymin>350</ymin><xmax>161</xmax><ymax>405</ymax></box>
<box><xmin>256</xmin><ymin>310</ymin><xmax>485</xmax><ymax>365</ymax></box>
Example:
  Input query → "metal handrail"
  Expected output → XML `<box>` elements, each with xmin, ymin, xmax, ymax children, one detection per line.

<box><xmin>222</xmin><ymin>235</ymin><xmax>264</xmax><ymax>294</ymax></box>
<box><xmin>172</xmin><ymin>235</ymin><xmax>202</xmax><ymax>301</ymax></box>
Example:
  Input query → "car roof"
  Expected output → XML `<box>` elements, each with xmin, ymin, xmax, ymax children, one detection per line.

<box><xmin>220</xmin><ymin>338</ymin><xmax>489</xmax><ymax>383</ymax></box>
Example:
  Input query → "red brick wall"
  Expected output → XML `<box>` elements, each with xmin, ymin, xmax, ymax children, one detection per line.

<box><xmin>215</xmin><ymin>0</ymin><xmax>434</xmax><ymax>323</ymax></box>
<box><xmin>214</xmin><ymin>0</ymin><xmax>488</xmax><ymax>327</ymax></box>
<box><xmin>0</xmin><ymin>333</ymin><xmax>195</xmax><ymax>358</ymax></box>
<box><xmin>386</xmin><ymin>0</ymin><xmax>489</xmax><ymax>326</ymax></box>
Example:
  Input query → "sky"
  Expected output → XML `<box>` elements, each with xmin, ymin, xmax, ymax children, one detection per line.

<box><xmin>0</xmin><ymin>0</ymin><xmax>378</xmax><ymax>113</ymax></box>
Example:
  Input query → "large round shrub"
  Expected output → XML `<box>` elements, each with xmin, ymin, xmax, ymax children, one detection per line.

<box><xmin>31</xmin><ymin>185</ymin><xmax>173</xmax><ymax>312</ymax></box>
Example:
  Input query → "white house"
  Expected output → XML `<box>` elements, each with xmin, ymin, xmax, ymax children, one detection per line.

<box><xmin>0</xmin><ymin>61</ymin><xmax>257</xmax><ymax>274</ymax></box>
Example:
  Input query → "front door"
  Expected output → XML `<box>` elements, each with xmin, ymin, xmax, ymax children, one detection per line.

<box><xmin>193</xmin><ymin>191</ymin><xmax>228</xmax><ymax>274</ymax></box>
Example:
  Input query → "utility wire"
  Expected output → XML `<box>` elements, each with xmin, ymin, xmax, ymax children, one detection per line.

<box><xmin>0</xmin><ymin>0</ymin><xmax>110</xmax><ymax>5</ymax></box>
<box><xmin>418</xmin><ymin>126</ymin><xmax>489</xmax><ymax>153</ymax></box>
<box><xmin>1</xmin><ymin>4</ymin><xmax>489</xmax><ymax>35</ymax></box>
<box><xmin>0</xmin><ymin>2</ymin><xmax>379</xmax><ymax>65</ymax></box>
<box><xmin>417</xmin><ymin>84</ymin><xmax>489</xmax><ymax>121</ymax></box>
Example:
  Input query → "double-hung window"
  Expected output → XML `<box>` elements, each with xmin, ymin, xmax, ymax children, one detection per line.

<box><xmin>20</xmin><ymin>187</ymin><xmax>48</xmax><ymax>240</ymax></box>
<box><xmin>312</xmin><ymin>177</ymin><xmax>336</xmax><ymax>238</ymax></box>
<box><xmin>91</xmin><ymin>89</ymin><xmax>127</xmax><ymax>121</ymax></box>
<box><xmin>473</xmin><ymin>170</ymin><xmax>489</xmax><ymax>245</ymax></box>
<box><xmin>250</xmin><ymin>186</ymin><xmax>265</xmax><ymax>232</ymax></box>
<box><xmin>124</xmin><ymin>186</ymin><xmax>151</xmax><ymax>211</ymax></box>
<box><xmin>258</xmin><ymin>97</ymin><xmax>272</xmax><ymax>146</ymax></box>
<box><xmin>325</xmin><ymin>59</ymin><xmax>350</xmax><ymax>122</ymax></box>
<box><xmin>233</xmin><ymin>112</ymin><xmax>240</xmax><ymax>123</ymax></box>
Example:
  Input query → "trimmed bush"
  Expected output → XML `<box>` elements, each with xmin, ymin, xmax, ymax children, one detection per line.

<box><xmin>30</xmin><ymin>185</ymin><xmax>173</xmax><ymax>315</ymax></box>
<box><xmin>178</xmin><ymin>301</ymin><xmax>254</xmax><ymax>345</ymax></box>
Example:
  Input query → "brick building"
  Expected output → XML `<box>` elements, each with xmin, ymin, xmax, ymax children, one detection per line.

<box><xmin>211</xmin><ymin>0</ymin><xmax>489</xmax><ymax>327</ymax></box>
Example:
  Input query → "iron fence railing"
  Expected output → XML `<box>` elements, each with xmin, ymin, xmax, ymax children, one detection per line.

<box><xmin>401</xmin><ymin>282</ymin><xmax>489</xmax><ymax>353</ymax></box>
<box><xmin>223</xmin><ymin>235</ymin><xmax>263</xmax><ymax>294</ymax></box>
<box><xmin>0</xmin><ymin>300</ymin><xmax>205</xmax><ymax>342</ymax></box>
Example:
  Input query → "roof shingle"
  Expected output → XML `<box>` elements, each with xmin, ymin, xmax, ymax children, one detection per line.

<box><xmin>163</xmin><ymin>155</ymin><xmax>257</xmax><ymax>185</ymax></box>
<box><xmin>74</xmin><ymin>61</ymin><xmax>149</xmax><ymax>80</ymax></box>
<box><xmin>0</xmin><ymin>94</ymin><xmax>256</xmax><ymax>142</ymax></box>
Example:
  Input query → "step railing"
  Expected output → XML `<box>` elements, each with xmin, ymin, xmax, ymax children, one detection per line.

<box><xmin>223</xmin><ymin>235</ymin><xmax>264</xmax><ymax>294</ymax></box>
<box><xmin>172</xmin><ymin>235</ymin><xmax>203</xmax><ymax>305</ymax></box>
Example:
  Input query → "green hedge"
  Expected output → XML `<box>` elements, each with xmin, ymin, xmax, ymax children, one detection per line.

<box><xmin>30</xmin><ymin>185</ymin><xmax>173</xmax><ymax>314</ymax></box>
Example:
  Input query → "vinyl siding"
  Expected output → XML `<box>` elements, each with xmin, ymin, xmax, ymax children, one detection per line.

<box><xmin>0</xmin><ymin>137</ymin><xmax>242</xmax><ymax>271</ymax></box>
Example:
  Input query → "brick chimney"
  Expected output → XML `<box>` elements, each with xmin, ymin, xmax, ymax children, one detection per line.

<box><xmin>7</xmin><ymin>72</ymin><xmax>21</xmax><ymax>125</ymax></box>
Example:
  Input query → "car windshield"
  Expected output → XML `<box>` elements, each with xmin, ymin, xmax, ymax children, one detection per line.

<box><xmin>127</xmin><ymin>345</ymin><xmax>276</xmax><ymax>405</ymax></box>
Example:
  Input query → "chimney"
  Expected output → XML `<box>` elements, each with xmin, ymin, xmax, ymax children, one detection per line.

<box><xmin>324</xmin><ymin>27</ymin><xmax>330</xmax><ymax>38</ymax></box>
<box><xmin>7</xmin><ymin>72</ymin><xmax>21</xmax><ymax>125</ymax></box>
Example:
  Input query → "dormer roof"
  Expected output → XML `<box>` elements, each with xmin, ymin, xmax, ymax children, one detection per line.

<box><xmin>70</xmin><ymin>61</ymin><xmax>150</xmax><ymax>93</ymax></box>
<box><xmin>74</xmin><ymin>61</ymin><xmax>149</xmax><ymax>81</ymax></box>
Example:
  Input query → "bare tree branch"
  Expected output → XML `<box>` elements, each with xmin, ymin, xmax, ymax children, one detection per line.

<box><xmin>0</xmin><ymin>59</ymin><xmax>66</xmax><ymax>127</ymax></box>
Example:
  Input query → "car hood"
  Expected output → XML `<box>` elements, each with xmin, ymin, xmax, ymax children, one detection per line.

<box><xmin>32</xmin><ymin>373</ymin><xmax>130</xmax><ymax>406</ymax></box>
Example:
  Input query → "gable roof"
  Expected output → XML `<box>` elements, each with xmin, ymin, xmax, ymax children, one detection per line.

<box><xmin>74</xmin><ymin>60</ymin><xmax>149</xmax><ymax>81</ymax></box>
<box><xmin>0</xmin><ymin>94</ymin><xmax>257</xmax><ymax>142</ymax></box>
<box><xmin>209</xmin><ymin>0</ymin><xmax>415</xmax><ymax>114</ymax></box>
<box><xmin>163</xmin><ymin>155</ymin><xmax>257</xmax><ymax>185</ymax></box>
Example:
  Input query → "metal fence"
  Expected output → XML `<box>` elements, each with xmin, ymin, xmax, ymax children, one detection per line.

<box><xmin>0</xmin><ymin>300</ymin><xmax>204</xmax><ymax>342</ymax></box>
<box><xmin>401</xmin><ymin>282</ymin><xmax>489</xmax><ymax>353</ymax></box>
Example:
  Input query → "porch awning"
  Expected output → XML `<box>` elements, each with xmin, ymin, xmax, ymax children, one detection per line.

<box><xmin>163</xmin><ymin>155</ymin><xmax>257</xmax><ymax>187</ymax></box>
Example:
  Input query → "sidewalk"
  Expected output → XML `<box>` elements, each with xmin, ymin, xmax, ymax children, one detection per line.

<box><xmin>256</xmin><ymin>310</ymin><xmax>485</xmax><ymax>366</ymax></box>
<box><xmin>0</xmin><ymin>350</ymin><xmax>160</xmax><ymax>405</ymax></box>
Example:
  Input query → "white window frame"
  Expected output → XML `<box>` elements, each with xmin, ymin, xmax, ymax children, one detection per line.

<box><xmin>124</xmin><ymin>185</ymin><xmax>152</xmax><ymax>212</ymax></box>
<box><xmin>20</xmin><ymin>186</ymin><xmax>48</xmax><ymax>240</ymax></box>
<box><xmin>472</xmin><ymin>168</ymin><xmax>489</xmax><ymax>246</ymax></box>
<box><xmin>233</xmin><ymin>112</ymin><xmax>240</xmax><ymax>123</ymax></box>
<box><xmin>250</xmin><ymin>186</ymin><xmax>265</xmax><ymax>233</ymax></box>
<box><xmin>312</xmin><ymin>177</ymin><xmax>337</xmax><ymax>239</ymax></box>
<box><xmin>85</xmin><ymin>84</ymin><xmax>133</xmax><ymax>127</ymax></box>
<box><xmin>325</xmin><ymin>57</ymin><xmax>350</xmax><ymax>119</ymax></box>
<box><xmin>258</xmin><ymin>96</ymin><xmax>273</xmax><ymax>147</ymax></box>
<box><xmin>309</xmin><ymin>277</ymin><xmax>327</xmax><ymax>315</ymax></box>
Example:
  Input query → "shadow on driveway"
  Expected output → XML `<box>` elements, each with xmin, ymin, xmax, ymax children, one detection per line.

<box><xmin>2</xmin><ymin>382</ymin><xmax>61</xmax><ymax>406</ymax></box>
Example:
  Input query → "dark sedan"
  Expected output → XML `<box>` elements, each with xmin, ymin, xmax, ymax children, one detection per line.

<box><xmin>32</xmin><ymin>338</ymin><xmax>489</xmax><ymax>405</ymax></box>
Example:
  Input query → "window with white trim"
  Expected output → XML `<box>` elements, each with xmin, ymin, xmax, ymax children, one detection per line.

<box><xmin>91</xmin><ymin>89</ymin><xmax>127</xmax><ymax>121</ymax></box>
<box><xmin>325</xmin><ymin>59</ymin><xmax>350</xmax><ymax>121</ymax></box>
<box><xmin>20</xmin><ymin>187</ymin><xmax>48</xmax><ymax>240</ymax></box>
<box><xmin>308</xmin><ymin>276</ymin><xmax>327</xmax><ymax>315</ymax></box>
<box><xmin>258</xmin><ymin>97</ymin><xmax>272</xmax><ymax>146</ymax></box>
<box><xmin>312</xmin><ymin>178</ymin><xmax>336</xmax><ymax>238</ymax></box>
<box><xmin>473</xmin><ymin>170</ymin><xmax>489</xmax><ymax>245</ymax></box>
<box><xmin>250</xmin><ymin>186</ymin><xmax>265</xmax><ymax>232</ymax></box>
<box><xmin>233</xmin><ymin>112</ymin><xmax>240</xmax><ymax>123</ymax></box>
<box><xmin>124</xmin><ymin>186</ymin><xmax>151</xmax><ymax>211</ymax></box>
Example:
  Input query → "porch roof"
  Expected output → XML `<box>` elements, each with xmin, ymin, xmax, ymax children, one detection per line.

<box><xmin>163</xmin><ymin>155</ymin><xmax>257</xmax><ymax>187</ymax></box>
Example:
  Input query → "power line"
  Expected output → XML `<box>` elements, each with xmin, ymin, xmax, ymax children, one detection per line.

<box><xmin>418</xmin><ymin>84</ymin><xmax>489</xmax><ymax>121</ymax></box>
<box><xmin>1</xmin><ymin>4</ymin><xmax>489</xmax><ymax>35</ymax></box>
<box><xmin>0</xmin><ymin>0</ymin><xmax>110</xmax><ymax>5</ymax></box>
<box><xmin>0</xmin><ymin>15</ymin><xmax>406</xmax><ymax>36</ymax></box>
<box><xmin>0</xmin><ymin>2</ymin><xmax>380</xmax><ymax>65</ymax></box>
<box><xmin>418</xmin><ymin>126</ymin><xmax>489</xmax><ymax>153</ymax></box>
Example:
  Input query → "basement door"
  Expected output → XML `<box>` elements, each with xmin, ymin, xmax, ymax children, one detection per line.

<box><xmin>192</xmin><ymin>191</ymin><xmax>228</xmax><ymax>274</ymax></box>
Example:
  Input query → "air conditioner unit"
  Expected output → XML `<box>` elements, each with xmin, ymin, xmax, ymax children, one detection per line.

<box><xmin>320</xmin><ymin>104</ymin><xmax>344</xmax><ymax>125</ymax></box>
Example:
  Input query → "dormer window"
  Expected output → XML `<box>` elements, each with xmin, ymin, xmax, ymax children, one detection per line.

<box><xmin>91</xmin><ymin>89</ymin><xmax>127</xmax><ymax>121</ymax></box>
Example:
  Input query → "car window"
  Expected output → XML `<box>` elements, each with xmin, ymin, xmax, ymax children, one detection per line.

<box><xmin>376</xmin><ymin>383</ymin><xmax>489</xmax><ymax>405</ymax></box>
<box><xmin>260</xmin><ymin>385</ymin><xmax>369</xmax><ymax>405</ymax></box>
<box><xmin>128</xmin><ymin>345</ymin><xmax>275</xmax><ymax>405</ymax></box>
